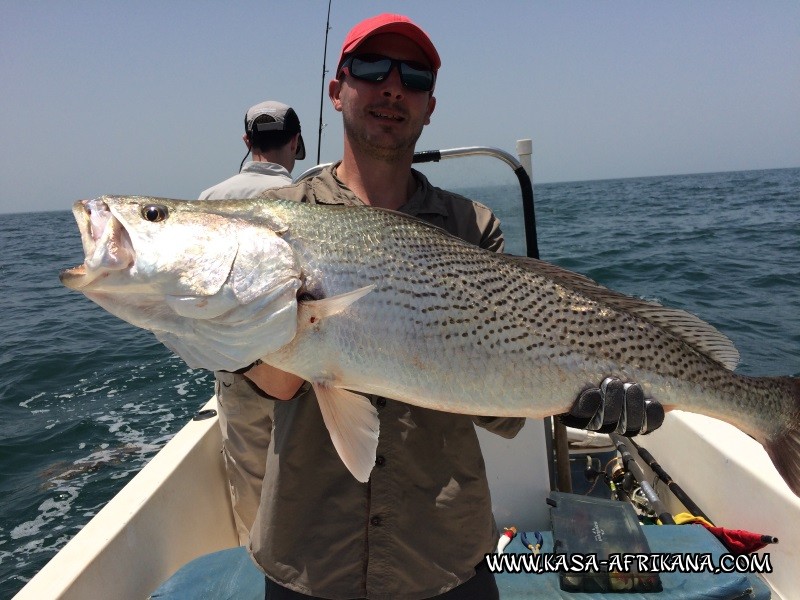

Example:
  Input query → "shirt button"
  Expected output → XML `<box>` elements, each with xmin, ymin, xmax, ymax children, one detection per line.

<box><xmin>376</xmin><ymin>398</ymin><xmax>386</xmax><ymax>408</ymax></box>
<box><xmin>375</xmin><ymin>455</ymin><xmax>386</xmax><ymax>467</ymax></box>
<box><xmin>370</xmin><ymin>516</ymin><xmax>382</xmax><ymax>526</ymax></box>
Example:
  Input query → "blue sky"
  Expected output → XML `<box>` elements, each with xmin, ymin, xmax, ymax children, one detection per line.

<box><xmin>2</xmin><ymin>1</ymin><xmax>798</xmax><ymax>214</ymax></box>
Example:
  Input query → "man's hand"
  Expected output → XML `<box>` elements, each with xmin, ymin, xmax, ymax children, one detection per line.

<box><xmin>559</xmin><ymin>377</ymin><xmax>665</xmax><ymax>436</ymax></box>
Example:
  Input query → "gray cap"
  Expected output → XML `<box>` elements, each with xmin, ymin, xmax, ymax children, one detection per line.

<box><xmin>245</xmin><ymin>101</ymin><xmax>306</xmax><ymax>159</ymax></box>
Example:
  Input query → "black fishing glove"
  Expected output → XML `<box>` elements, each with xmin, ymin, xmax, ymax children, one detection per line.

<box><xmin>560</xmin><ymin>377</ymin><xmax>665</xmax><ymax>435</ymax></box>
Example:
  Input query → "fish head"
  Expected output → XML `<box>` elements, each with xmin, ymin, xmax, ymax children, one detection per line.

<box><xmin>60</xmin><ymin>195</ymin><xmax>302</xmax><ymax>371</ymax></box>
<box><xmin>62</xmin><ymin>196</ymin><xmax>242</xmax><ymax>295</ymax></box>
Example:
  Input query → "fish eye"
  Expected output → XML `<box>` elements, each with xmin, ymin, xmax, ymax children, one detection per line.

<box><xmin>142</xmin><ymin>204</ymin><xmax>169</xmax><ymax>223</ymax></box>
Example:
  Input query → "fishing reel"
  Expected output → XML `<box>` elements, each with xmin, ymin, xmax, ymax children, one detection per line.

<box><xmin>580</xmin><ymin>454</ymin><xmax>627</xmax><ymax>491</ymax></box>
<box><xmin>604</xmin><ymin>456</ymin><xmax>657</xmax><ymax>519</ymax></box>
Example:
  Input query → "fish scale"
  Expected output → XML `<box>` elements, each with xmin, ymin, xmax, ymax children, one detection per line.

<box><xmin>60</xmin><ymin>196</ymin><xmax>800</xmax><ymax>492</ymax></box>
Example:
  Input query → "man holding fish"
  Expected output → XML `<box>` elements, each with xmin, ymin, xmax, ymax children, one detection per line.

<box><xmin>234</xmin><ymin>14</ymin><xmax>660</xmax><ymax>600</ymax></box>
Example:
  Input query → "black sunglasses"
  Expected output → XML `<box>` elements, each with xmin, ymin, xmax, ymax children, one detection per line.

<box><xmin>340</xmin><ymin>54</ymin><xmax>436</xmax><ymax>92</ymax></box>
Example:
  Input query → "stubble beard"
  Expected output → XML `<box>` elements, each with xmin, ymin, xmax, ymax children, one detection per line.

<box><xmin>342</xmin><ymin>105</ymin><xmax>425</xmax><ymax>163</ymax></box>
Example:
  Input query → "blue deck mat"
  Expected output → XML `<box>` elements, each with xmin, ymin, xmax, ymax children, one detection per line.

<box><xmin>149</xmin><ymin>546</ymin><xmax>264</xmax><ymax>600</ymax></box>
<box><xmin>150</xmin><ymin>525</ymin><xmax>771</xmax><ymax>599</ymax></box>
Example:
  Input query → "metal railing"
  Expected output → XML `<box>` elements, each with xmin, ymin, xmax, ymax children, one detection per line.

<box><xmin>294</xmin><ymin>143</ymin><xmax>540</xmax><ymax>260</ymax></box>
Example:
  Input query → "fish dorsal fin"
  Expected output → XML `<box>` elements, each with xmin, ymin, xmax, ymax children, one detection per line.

<box><xmin>314</xmin><ymin>382</ymin><xmax>380</xmax><ymax>483</ymax></box>
<box><xmin>505</xmin><ymin>255</ymin><xmax>740</xmax><ymax>370</ymax></box>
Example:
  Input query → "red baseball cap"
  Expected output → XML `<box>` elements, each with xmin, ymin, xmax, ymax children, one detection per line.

<box><xmin>337</xmin><ymin>14</ymin><xmax>441</xmax><ymax>72</ymax></box>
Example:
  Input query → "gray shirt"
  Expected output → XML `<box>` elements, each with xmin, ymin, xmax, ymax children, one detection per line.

<box><xmin>248</xmin><ymin>164</ymin><xmax>525</xmax><ymax>599</ymax></box>
<box><xmin>198</xmin><ymin>161</ymin><xmax>291</xmax><ymax>200</ymax></box>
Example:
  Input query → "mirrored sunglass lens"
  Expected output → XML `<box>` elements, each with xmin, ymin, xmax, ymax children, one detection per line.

<box><xmin>399</xmin><ymin>64</ymin><xmax>434</xmax><ymax>91</ymax></box>
<box><xmin>350</xmin><ymin>57</ymin><xmax>393</xmax><ymax>81</ymax></box>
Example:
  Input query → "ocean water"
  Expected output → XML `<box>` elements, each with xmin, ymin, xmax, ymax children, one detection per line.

<box><xmin>1</xmin><ymin>168</ymin><xmax>798</xmax><ymax>597</ymax></box>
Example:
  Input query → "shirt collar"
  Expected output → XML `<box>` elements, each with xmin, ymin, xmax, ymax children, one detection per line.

<box><xmin>240</xmin><ymin>160</ymin><xmax>291</xmax><ymax>179</ymax></box>
<box><xmin>317</xmin><ymin>163</ymin><xmax>449</xmax><ymax>218</ymax></box>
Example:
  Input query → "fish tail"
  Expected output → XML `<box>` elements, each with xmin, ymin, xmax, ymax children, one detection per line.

<box><xmin>764</xmin><ymin>377</ymin><xmax>800</xmax><ymax>496</ymax></box>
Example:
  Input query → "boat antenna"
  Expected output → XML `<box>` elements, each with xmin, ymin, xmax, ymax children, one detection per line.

<box><xmin>317</xmin><ymin>0</ymin><xmax>333</xmax><ymax>164</ymax></box>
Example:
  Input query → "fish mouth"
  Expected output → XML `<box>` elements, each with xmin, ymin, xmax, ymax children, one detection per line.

<box><xmin>59</xmin><ymin>198</ymin><xmax>135</xmax><ymax>290</ymax></box>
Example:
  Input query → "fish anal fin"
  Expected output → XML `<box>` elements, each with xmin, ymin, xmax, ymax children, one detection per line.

<box><xmin>314</xmin><ymin>381</ymin><xmax>379</xmax><ymax>483</ymax></box>
<box><xmin>299</xmin><ymin>285</ymin><xmax>375</xmax><ymax>322</ymax></box>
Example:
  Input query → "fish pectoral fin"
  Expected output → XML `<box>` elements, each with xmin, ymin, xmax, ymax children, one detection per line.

<box><xmin>313</xmin><ymin>382</ymin><xmax>380</xmax><ymax>483</ymax></box>
<box><xmin>299</xmin><ymin>285</ymin><xmax>375</xmax><ymax>321</ymax></box>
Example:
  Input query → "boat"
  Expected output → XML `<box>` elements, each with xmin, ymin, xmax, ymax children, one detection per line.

<box><xmin>14</xmin><ymin>144</ymin><xmax>800</xmax><ymax>599</ymax></box>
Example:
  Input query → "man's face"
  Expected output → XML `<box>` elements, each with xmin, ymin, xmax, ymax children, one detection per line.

<box><xmin>330</xmin><ymin>33</ymin><xmax>437</xmax><ymax>162</ymax></box>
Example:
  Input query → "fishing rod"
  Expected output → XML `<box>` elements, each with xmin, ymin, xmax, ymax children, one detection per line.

<box><xmin>316</xmin><ymin>0</ymin><xmax>333</xmax><ymax>164</ymax></box>
<box><xmin>609</xmin><ymin>433</ymin><xmax>675</xmax><ymax>524</ymax></box>
<box><xmin>626</xmin><ymin>436</ymin><xmax>712</xmax><ymax>523</ymax></box>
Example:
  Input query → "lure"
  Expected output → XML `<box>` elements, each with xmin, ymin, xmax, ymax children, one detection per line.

<box><xmin>496</xmin><ymin>526</ymin><xmax>517</xmax><ymax>554</ymax></box>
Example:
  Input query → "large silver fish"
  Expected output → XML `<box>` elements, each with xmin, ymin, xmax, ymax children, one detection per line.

<box><xmin>60</xmin><ymin>196</ymin><xmax>800</xmax><ymax>492</ymax></box>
